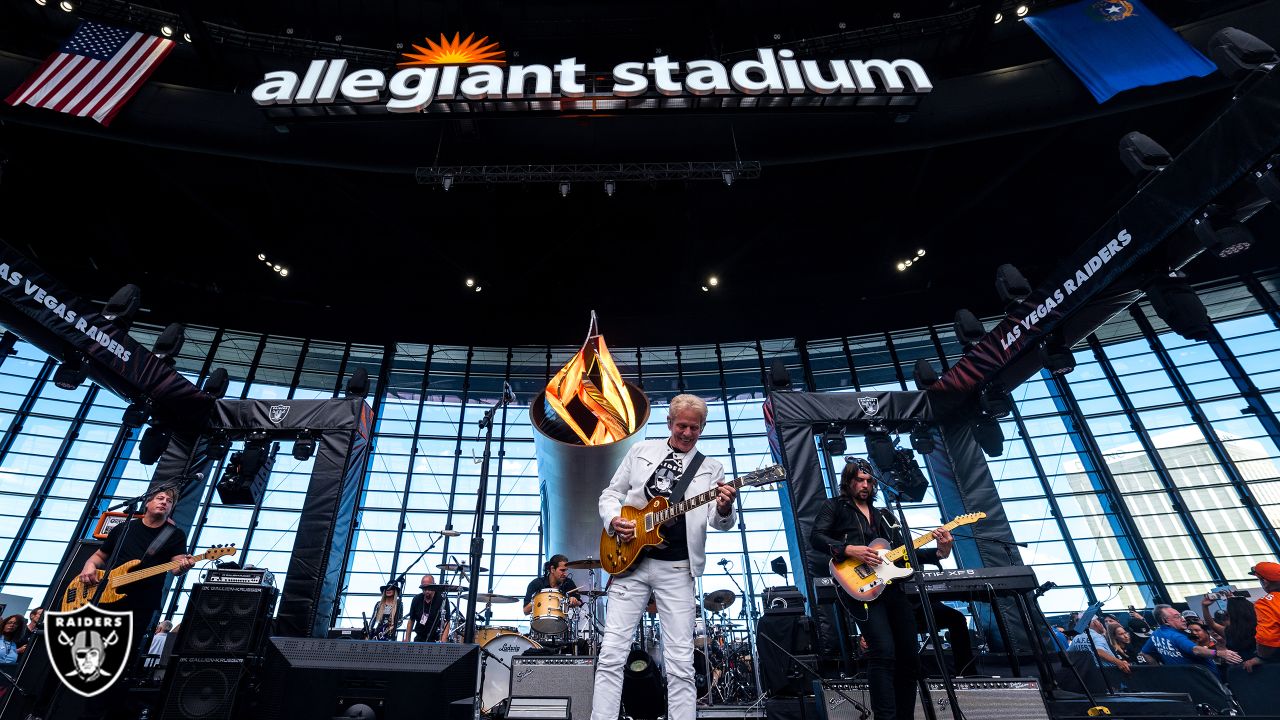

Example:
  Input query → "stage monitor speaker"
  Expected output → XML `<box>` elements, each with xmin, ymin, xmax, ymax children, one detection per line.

<box><xmin>756</xmin><ymin>612</ymin><xmax>816</xmax><ymax>697</ymax></box>
<box><xmin>177</xmin><ymin>583</ymin><xmax>277</xmax><ymax>657</ymax></box>
<box><xmin>815</xmin><ymin>678</ymin><xmax>1049</xmax><ymax>720</ymax></box>
<box><xmin>510</xmin><ymin>656</ymin><xmax>596</xmax><ymax>720</ymax></box>
<box><xmin>159</xmin><ymin>656</ymin><xmax>249</xmax><ymax>720</ymax></box>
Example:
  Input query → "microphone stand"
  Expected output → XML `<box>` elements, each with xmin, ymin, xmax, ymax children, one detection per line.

<box><xmin>879</xmin><ymin>476</ymin><xmax>962</xmax><ymax>720</ymax></box>
<box><xmin>394</xmin><ymin>530</ymin><xmax>458</xmax><ymax>587</ymax></box>
<box><xmin>463</xmin><ymin>383</ymin><xmax>514</xmax><ymax>645</ymax></box>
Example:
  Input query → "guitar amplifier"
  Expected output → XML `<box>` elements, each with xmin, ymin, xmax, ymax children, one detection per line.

<box><xmin>815</xmin><ymin>678</ymin><xmax>1049</xmax><ymax>720</ymax></box>
<box><xmin>510</xmin><ymin>656</ymin><xmax>596</xmax><ymax>720</ymax></box>
<box><xmin>763</xmin><ymin>585</ymin><xmax>807</xmax><ymax>612</ymax></box>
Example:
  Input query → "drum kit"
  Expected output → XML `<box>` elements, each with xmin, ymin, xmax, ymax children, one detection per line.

<box><xmin>636</xmin><ymin>587</ymin><xmax>759</xmax><ymax>705</ymax></box>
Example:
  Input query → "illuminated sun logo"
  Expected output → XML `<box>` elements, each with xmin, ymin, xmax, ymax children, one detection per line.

<box><xmin>399</xmin><ymin>32</ymin><xmax>506</xmax><ymax>67</ymax></box>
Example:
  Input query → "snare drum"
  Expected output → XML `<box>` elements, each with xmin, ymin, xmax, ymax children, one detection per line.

<box><xmin>475</xmin><ymin>625</ymin><xmax>519</xmax><ymax>646</ymax></box>
<box><xmin>531</xmin><ymin>588</ymin><xmax>568</xmax><ymax>634</ymax></box>
<box><xmin>480</xmin><ymin>632</ymin><xmax>541</xmax><ymax>713</ymax></box>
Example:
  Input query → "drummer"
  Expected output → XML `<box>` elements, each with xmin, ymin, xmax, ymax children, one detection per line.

<box><xmin>523</xmin><ymin>554</ymin><xmax>583</xmax><ymax>616</ymax></box>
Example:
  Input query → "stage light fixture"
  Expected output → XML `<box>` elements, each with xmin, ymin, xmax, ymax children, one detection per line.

<box><xmin>218</xmin><ymin>436</ymin><xmax>277</xmax><ymax>505</ymax></box>
<box><xmin>904</xmin><ymin>259</ymin><xmax>913</xmax><ymax>267</ymax></box>
<box><xmin>769</xmin><ymin>358</ymin><xmax>791</xmax><ymax>390</ymax></box>
<box><xmin>722</xmin><ymin>170</ymin><xmax>735</xmax><ymax>187</ymax></box>
<box><xmin>152</xmin><ymin>322</ymin><xmax>185</xmax><ymax>363</ymax></box>
<box><xmin>279</xmin><ymin>267</ymin><xmax>289</xmax><ymax>277</ymax></box>
<box><xmin>257</xmin><ymin>253</ymin><xmax>266</xmax><ymax>261</ymax></box>
<box><xmin>917</xmin><ymin>249</ymin><xmax>925</xmax><ymax>257</ymax></box>
<box><xmin>912</xmin><ymin>358</ymin><xmax>938</xmax><ymax>390</ymax></box>
<box><xmin>475</xmin><ymin>285</ymin><xmax>482</xmax><ymax>292</ymax></box>
<box><xmin>35</xmin><ymin>0</ymin><xmax>47</xmax><ymax>6</ymax></box>
<box><xmin>285</xmin><ymin>27</ymin><xmax>294</xmax><ymax>35</ymax></box>
<box><xmin>334</xmin><ymin>34</ymin><xmax>343</xmax><ymax>42</ymax></box>
<box><xmin>1118</xmin><ymin>131</ymin><xmax>1172</xmax><ymax>177</ymax></box>
<box><xmin>1207</xmin><ymin>28</ymin><xmax>1278</xmax><ymax>82</ymax></box>
<box><xmin>993</xmin><ymin>12</ymin><xmax>1003</xmax><ymax>24</ymax></box>
<box><xmin>995</xmin><ymin>264</ymin><xmax>1032</xmax><ymax>309</ymax></box>
<box><xmin>465</xmin><ymin>278</ymin><xmax>475</xmax><ymax>288</ymax></box>
<box><xmin>604</xmin><ymin>180</ymin><xmax>617</xmax><ymax>197</ymax></box>
<box><xmin>864</xmin><ymin>420</ymin><xmax>897</xmax><ymax>471</ymax></box>
<box><xmin>1016</xmin><ymin>5</ymin><xmax>1030</xmax><ymax>17</ymax></box>
<box><xmin>1191</xmin><ymin>209</ymin><xmax>1254</xmax><ymax>258</ymax></box>
<box><xmin>909</xmin><ymin>420</ymin><xmax>936</xmax><ymax>455</ymax></box>
<box><xmin>207</xmin><ymin>430</ymin><xmax>231</xmax><ymax>461</ymax></box>
<box><xmin>897</xmin><ymin>262</ymin><xmax>906</xmax><ymax>272</ymax></box>
<box><xmin>1255</xmin><ymin>157</ymin><xmax>1280</xmax><ymax>204</ymax></box>
<box><xmin>442</xmin><ymin>174</ymin><xmax>454</xmax><ymax>191</ymax></box>
<box><xmin>822</xmin><ymin>425</ymin><xmax>847</xmax><ymax>456</ymax></box>
<box><xmin>122</xmin><ymin>399</ymin><xmax>151</xmax><ymax>428</ymax></box>
<box><xmin>559</xmin><ymin>181</ymin><xmax>571</xmax><ymax>197</ymax></box>
<box><xmin>1147</xmin><ymin>273</ymin><xmax>1213</xmax><ymax>342</ymax></box>
<box><xmin>202</xmin><ymin>367</ymin><xmax>230</xmax><ymax>399</ymax></box>
<box><xmin>293</xmin><ymin>429</ymin><xmax>316</xmax><ymax>461</ymax></box>
<box><xmin>622</xmin><ymin>647</ymin><xmax>666</xmax><ymax>719</ymax></box>
<box><xmin>102</xmin><ymin>284</ymin><xmax>141</xmax><ymax>331</ymax></box>
<box><xmin>978</xmin><ymin>385</ymin><xmax>1014</xmax><ymax>419</ymax></box>
<box><xmin>708</xmin><ymin>276</ymin><xmax>719</xmax><ymax>287</ymax></box>
<box><xmin>972</xmin><ymin>417</ymin><xmax>1005</xmax><ymax>457</ymax></box>
<box><xmin>160</xmin><ymin>25</ymin><xmax>173</xmax><ymax>37</ymax></box>
<box><xmin>1039</xmin><ymin>334</ymin><xmax>1076</xmax><ymax>376</ymax></box>
<box><xmin>346</xmin><ymin>367</ymin><xmax>370</xmax><ymax>398</ymax></box>
<box><xmin>53</xmin><ymin>352</ymin><xmax>87</xmax><ymax>390</ymax></box>
<box><xmin>182</xmin><ymin>32</ymin><xmax>191</xmax><ymax>42</ymax></box>
<box><xmin>138</xmin><ymin>424</ymin><xmax>172</xmax><ymax>465</ymax></box>
<box><xmin>59</xmin><ymin>0</ymin><xmax>72</xmax><ymax>11</ymax></box>
<box><xmin>954</xmin><ymin>309</ymin><xmax>985</xmax><ymax>347</ymax></box>
<box><xmin>838</xmin><ymin>22</ymin><xmax>846</xmax><ymax>30</ymax></box>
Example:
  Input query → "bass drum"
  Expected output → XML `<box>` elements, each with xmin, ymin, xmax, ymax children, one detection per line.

<box><xmin>480</xmin><ymin>632</ymin><xmax>541</xmax><ymax>713</ymax></box>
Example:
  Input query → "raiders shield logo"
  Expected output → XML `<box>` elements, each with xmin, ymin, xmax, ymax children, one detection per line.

<box><xmin>268</xmin><ymin>404</ymin><xmax>290</xmax><ymax>424</ymax></box>
<box><xmin>857</xmin><ymin>396</ymin><xmax>879</xmax><ymax>415</ymax></box>
<box><xmin>43</xmin><ymin>604</ymin><xmax>133</xmax><ymax>697</ymax></box>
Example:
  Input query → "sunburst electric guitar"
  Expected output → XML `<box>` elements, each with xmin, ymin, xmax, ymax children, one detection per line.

<box><xmin>829</xmin><ymin>513</ymin><xmax>986</xmax><ymax>602</ymax></box>
<box><xmin>60</xmin><ymin>544</ymin><xmax>237</xmax><ymax>611</ymax></box>
<box><xmin>600</xmin><ymin>465</ymin><xmax>785</xmax><ymax>575</ymax></box>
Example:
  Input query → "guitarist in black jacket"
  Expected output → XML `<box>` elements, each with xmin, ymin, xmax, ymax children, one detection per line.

<box><xmin>810</xmin><ymin>458</ymin><xmax>952</xmax><ymax>720</ymax></box>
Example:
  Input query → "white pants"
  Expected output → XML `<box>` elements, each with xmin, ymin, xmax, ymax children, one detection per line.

<box><xmin>591</xmin><ymin>559</ymin><xmax>696</xmax><ymax>720</ymax></box>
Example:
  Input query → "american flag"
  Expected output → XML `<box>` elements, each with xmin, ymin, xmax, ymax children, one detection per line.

<box><xmin>5</xmin><ymin>21</ymin><xmax>175</xmax><ymax>127</ymax></box>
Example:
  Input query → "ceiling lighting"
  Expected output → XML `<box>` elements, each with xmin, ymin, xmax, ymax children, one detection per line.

<box><xmin>916</xmin><ymin>249</ymin><xmax>925</xmax><ymax>257</ymax></box>
<box><xmin>285</xmin><ymin>27</ymin><xmax>294</xmax><ymax>35</ymax></box>
<box><xmin>1207</xmin><ymin>27</ymin><xmax>1279</xmax><ymax>82</ymax></box>
<box><xmin>708</xmin><ymin>276</ymin><xmax>719</xmax><ymax>287</ymax></box>
<box><xmin>152</xmin><ymin>322</ymin><xmax>186</xmax><ymax>363</ymax></box>
<box><xmin>559</xmin><ymin>181</ymin><xmax>570</xmax><ymax>197</ymax></box>
<box><xmin>701</xmin><ymin>285</ymin><xmax>709</xmax><ymax>292</ymax></box>
<box><xmin>722</xmin><ymin>170</ymin><xmax>735</xmax><ymax>187</ymax></box>
<box><xmin>1191</xmin><ymin>209</ymin><xmax>1254</xmax><ymax>258</ymax></box>
<box><xmin>1016</xmin><ymin>5</ymin><xmax>1030</xmax><ymax>17</ymax></box>
<box><xmin>973</xmin><ymin>417</ymin><xmax>1005</xmax><ymax>457</ymax></box>
<box><xmin>182</xmin><ymin>32</ymin><xmax>191</xmax><ymax>42</ymax></box>
<box><xmin>272</xmin><ymin>264</ymin><xmax>281</xmax><ymax>272</ymax></box>
<box><xmin>1040</xmin><ymin>335</ymin><xmax>1076</xmax><ymax>376</ymax></box>
<box><xmin>441</xmin><ymin>173</ymin><xmax>454</xmax><ymax>191</ymax></box>
<box><xmin>1147</xmin><ymin>273</ymin><xmax>1213</xmax><ymax>341</ymax></box>
<box><xmin>59</xmin><ymin>0</ymin><xmax>73</xmax><ymax>11</ymax></box>
<box><xmin>838</xmin><ymin>21</ymin><xmax>846</xmax><ymax>29</ymax></box>
<box><xmin>954</xmin><ymin>309</ymin><xmax>985</xmax><ymax>347</ymax></box>
<box><xmin>904</xmin><ymin>259</ymin><xmax>913</xmax><ymax>267</ymax></box>
<box><xmin>35</xmin><ymin>0</ymin><xmax>48</xmax><ymax>6</ymax></box>
<box><xmin>160</xmin><ymin>25</ymin><xmax>173</xmax><ymax>37</ymax></box>
<box><xmin>772</xmin><ymin>33</ymin><xmax>781</xmax><ymax>40</ymax></box>
<box><xmin>993</xmin><ymin>12</ymin><xmax>1003</xmax><ymax>24</ymax></box>
<box><xmin>1119</xmin><ymin>131</ymin><xmax>1172</xmax><ymax>177</ymax></box>
<box><xmin>102</xmin><ymin>284</ymin><xmax>141</xmax><ymax>331</ymax></box>
<box><xmin>822</xmin><ymin>425</ymin><xmax>847</xmax><ymax>456</ymax></box>
<box><xmin>465</xmin><ymin>278</ymin><xmax>475</xmax><ymax>288</ymax></box>
<box><xmin>257</xmin><ymin>253</ymin><xmax>266</xmax><ymax>261</ymax></box>
<box><xmin>896</xmin><ymin>262</ymin><xmax>906</xmax><ymax>271</ymax></box>
<box><xmin>474</xmin><ymin>286</ymin><xmax>482</xmax><ymax>292</ymax></box>
<box><xmin>278</xmin><ymin>267</ymin><xmax>289</xmax><ymax>277</ymax></box>
<box><xmin>334</xmin><ymin>34</ymin><xmax>343</xmax><ymax>42</ymax></box>
<box><xmin>863</xmin><ymin>420</ymin><xmax>896</xmax><ymax>471</ymax></box>
<box><xmin>995</xmin><ymin>263</ymin><xmax>1032</xmax><ymax>310</ymax></box>
<box><xmin>604</xmin><ymin>180</ymin><xmax>617</xmax><ymax>197</ymax></box>
<box><xmin>293</xmin><ymin>429</ymin><xmax>316</xmax><ymax>461</ymax></box>
<box><xmin>202</xmin><ymin>367</ymin><xmax>229</xmax><ymax>399</ymax></box>
<box><xmin>53</xmin><ymin>352</ymin><xmax>88</xmax><ymax>390</ymax></box>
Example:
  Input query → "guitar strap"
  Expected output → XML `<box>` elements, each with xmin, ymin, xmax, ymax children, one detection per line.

<box><xmin>667</xmin><ymin>451</ymin><xmax>705</xmax><ymax>505</ymax></box>
<box><xmin>144</xmin><ymin>524</ymin><xmax>176</xmax><ymax>558</ymax></box>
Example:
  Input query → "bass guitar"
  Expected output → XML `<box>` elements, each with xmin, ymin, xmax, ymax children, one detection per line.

<box><xmin>60</xmin><ymin>544</ymin><xmax>237</xmax><ymax>611</ymax></box>
<box><xmin>829</xmin><ymin>513</ymin><xmax>985</xmax><ymax>602</ymax></box>
<box><xmin>600</xmin><ymin>465</ymin><xmax>785</xmax><ymax>575</ymax></box>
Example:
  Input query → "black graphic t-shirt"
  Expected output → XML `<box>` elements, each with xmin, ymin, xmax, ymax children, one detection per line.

<box><xmin>643</xmin><ymin>449</ymin><xmax>689</xmax><ymax>562</ymax></box>
<box><xmin>408</xmin><ymin>592</ymin><xmax>451</xmax><ymax>642</ymax></box>
<box><xmin>97</xmin><ymin>520</ymin><xmax>187</xmax><ymax>615</ymax></box>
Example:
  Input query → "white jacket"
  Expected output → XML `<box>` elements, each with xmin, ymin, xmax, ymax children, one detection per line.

<box><xmin>598</xmin><ymin>438</ymin><xmax>736</xmax><ymax>578</ymax></box>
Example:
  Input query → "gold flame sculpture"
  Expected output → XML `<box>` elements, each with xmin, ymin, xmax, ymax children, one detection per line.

<box><xmin>544</xmin><ymin>312</ymin><xmax>638</xmax><ymax>446</ymax></box>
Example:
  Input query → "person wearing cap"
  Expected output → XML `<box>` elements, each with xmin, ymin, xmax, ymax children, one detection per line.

<box><xmin>1244</xmin><ymin>561</ymin><xmax>1280</xmax><ymax>673</ymax></box>
<box><xmin>368</xmin><ymin>581</ymin><xmax>404</xmax><ymax>641</ymax></box>
<box><xmin>405</xmin><ymin>574</ymin><xmax>451</xmax><ymax>642</ymax></box>
<box><xmin>1141</xmin><ymin>604</ymin><xmax>1243</xmax><ymax>668</ymax></box>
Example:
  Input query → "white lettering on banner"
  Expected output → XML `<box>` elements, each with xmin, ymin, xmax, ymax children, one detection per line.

<box><xmin>1000</xmin><ymin>229</ymin><xmax>1133</xmax><ymax>351</ymax></box>
<box><xmin>252</xmin><ymin>50</ymin><xmax>933</xmax><ymax>111</ymax></box>
<box><xmin>0</xmin><ymin>259</ymin><xmax>131</xmax><ymax>362</ymax></box>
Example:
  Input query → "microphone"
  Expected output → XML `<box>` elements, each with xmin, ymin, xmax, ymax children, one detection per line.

<box><xmin>717</xmin><ymin>558</ymin><xmax>730</xmax><ymax>566</ymax></box>
<box><xmin>439</xmin><ymin>530</ymin><xmax>462</xmax><ymax>537</ymax></box>
<box><xmin>502</xmin><ymin>381</ymin><xmax>517</xmax><ymax>405</ymax></box>
<box><xmin>1033</xmin><ymin>581</ymin><xmax>1057</xmax><ymax>598</ymax></box>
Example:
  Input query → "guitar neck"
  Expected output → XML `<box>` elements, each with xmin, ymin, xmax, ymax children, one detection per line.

<box><xmin>112</xmin><ymin>551</ymin><xmax>205</xmax><ymax>587</ymax></box>
<box><xmin>651</xmin><ymin>475</ymin><xmax>752</xmax><ymax>525</ymax></box>
<box><xmin>885</xmin><ymin>518</ymin><xmax>968</xmax><ymax>563</ymax></box>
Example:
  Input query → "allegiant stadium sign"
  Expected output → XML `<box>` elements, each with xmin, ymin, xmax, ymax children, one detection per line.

<box><xmin>252</xmin><ymin>46</ymin><xmax>932</xmax><ymax>113</ymax></box>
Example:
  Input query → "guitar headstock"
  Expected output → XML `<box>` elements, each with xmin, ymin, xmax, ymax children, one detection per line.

<box><xmin>741</xmin><ymin>465</ymin><xmax>786</xmax><ymax>487</ymax></box>
<box><xmin>948</xmin><ymin>512</ymin><xmax>987</xmax><ymax>528</ymax></box>
<box><xmin>205</xmin><ymin>544</ymin><xmax>238</xmax><ymax>559</ymax></box>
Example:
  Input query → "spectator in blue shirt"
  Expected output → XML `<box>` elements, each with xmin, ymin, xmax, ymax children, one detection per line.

<box><xmin>1069</xmin><ymin>615</ymin><xmax>1131</xmax><ymax>673</ymax></box>
<box><xmin>1140</xmin><ymin>605</ymin><xmax>1243</xmax><ymax>669</ymax></box>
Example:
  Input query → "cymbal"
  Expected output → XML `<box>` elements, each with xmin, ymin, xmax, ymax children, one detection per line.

<box><xmin>475</xmin><ymin>592</ymin><xmax>519</xmax><ymax>604</ymax></box>
<box><xmin>423</xmin><ymin>583</ymin><xmax>465</xmax><ymax>592</ymax></box>
<box><xmin>703</xmin><ymin>589</ymin><xmax>737</xmax><ymax>612</ymax></box>
<box><xmin>437</xmin><ymin>562</ymin><xmax>488</xmax><ymax>573</ymax></box>
<box><xmin>711</xmin><ymin>621</ymin><xmax>745</xmax><ymax>630</ymax></box>
<box><xmin>574</xmin><ymin>589</ymin><xmax>608</xmax><ymax>598</ymax></box>
<box><xmin>565</xmin><ymin>558</ymin><xmax>603</xmax><ymax>569</ymax></box>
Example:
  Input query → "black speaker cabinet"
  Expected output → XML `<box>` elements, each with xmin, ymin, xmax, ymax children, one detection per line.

<box><xmin>510</xmin><ymin>656</ymin><xmax>596</xmax><ymax>720</ymax></box>
<box><xmin>177</xmin><ymin>583</ymin><xmax>277</xmax><ymax>657</ymax></box>
<box><xmin>756</xmin><ymin>612</ymin><xmax>816</xmax><ymax>696</ymax></box>
<box><xmin>815</xmin><ymin>677</ymin><xmax>1050</xmax><ymax>720</ymax></box>
<box><xmin>160</xmin><ymin>656</ymin><xmax>249</xmax><ymax>720</ymax></box>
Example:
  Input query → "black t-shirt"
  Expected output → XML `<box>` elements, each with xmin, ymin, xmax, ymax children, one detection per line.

<box><xmin>97</xmin><ymin>519</ymin><xmax>187</xmax><ymax>616</ymax></box>
<box><xmin>407</xmin><ymin>593</ymin><xmax>450</xmax><ymax>642</ymax></box>
<box><xmin>523</xmin><ymin>575</ymin><xmax>578</xmax><ymax>606</ymax></box>
<box><xmin>642</xmin><ymin>450</ymin><xmax>690</xmax><ymax>562</ymax></box>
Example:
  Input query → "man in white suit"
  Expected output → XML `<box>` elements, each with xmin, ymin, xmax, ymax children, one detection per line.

<box><xmin>591</xmin><ymin>393</ymin><xmax>737</xmax><ymax>720</ymax></box>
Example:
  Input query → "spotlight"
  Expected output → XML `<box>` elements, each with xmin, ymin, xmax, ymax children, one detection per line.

<box><xmin>152</xmin><ymin>322</ymin><xmax>185</xmax><ymax>363</ymax></box>
<box><xmin>1016</xmin><ymin>5</ymin><xmax>1030</xmax><ymax>17</ymax></box>
<box><xmin>293</xmin><ymin>429</ymin><xmax>316</xmax><ymax>461</ymax></box>
<box><xmin>1147</xmin><ymin>273</ymin><xmax>1213</xmax><ymax>341</ymax></box>
<box><xmin>138</xmin><ymin>424</ymin><xmax>172</xmax><ymax>465</ymax></box>
<box><xmin>972</xmin><ymin>417</ymin><xmax>1005</xmax><ymax>457</ymax></box>
<box><xmin>995</xmin><ymin>264</ymin><xmax>1032</xmax><ymax>309</ymax></box>
<box><xmin>1191</xmin><ymin>209</ymin><xmax>1254</xmax><ymax>258</ymax></box>
<box><xmin>1118</xmin><ymin>131</ymin><xmax>1172</xmax><ymax>177</ymax></box>
<box><xmin>334</xmin><ymin>34</ymin><xmax>343</xmax><ymax>42</ymax></box>
<box><xmin>273</xmin><ymin>264</ymin><xmax>281</xmax><ymax>272</ymax></box>
<box><xmin>722</xmin><ymin>170</ymin><xmax>735</xmax><ymax>187</ymax></box>
<box><xmin>160</xmin><ymin>25</ymin><xmax>173</xmax><ymax>37</ymax></box>
<box><xmin>864</xmin><ymin>419</ymin><xmax>897</xmax><ymax>471</ymax></box>
<box><xmin>904</xmin><ymin>259</ymin><xmax>913</xmax><ymax>267</ymax></box>
<box><xmin>897</xmin><ymin>262</ymin><xmax>906</xmax><ymax>271</ymax></box>
<box><xmin>442</xmin><ymin>174</ymin><xmax>454</xmax><ymax>191</ymax></box>
<box><xmin>622</xmin><ymin>647</ymin><xmax>666</xmax><ymax>719</ymax></box>
<box><xmin>909</xmin><ymin>420</ymin><xmax>936</xmax><ymax>455</ymax></box>
<box><xmin>953</xmin><ymin>309</ymin><xmax>985</xmax><ymax>347</ymax></box>
<box><xmin>768</xmin><ymin>358</ymin><xmax>791</xmax><ymax>390</ymax></box>
<box><xmin>1039</xmin><ymin>335</ymin><xmax>1076</xmax><ymax>376</ymax></box>
<box><xmin>994</xmin><ymin>12</ymin><xmax>1003</xmax><ymax>24</ymax></box>
<box><xmin>604</xmin><ymin>180</ymin><xmax>617</xmax><ymax>197</ymax></box>
<box><xmin>257</xmin><ymin>253</ymin><xmax>266</xmax><ymax>261</ymax></box>
<box><xmin>889</xmin><ymin>448</ymin><xmax>930</xmax><ymax>503</ymax></box>
<box><xmin>59</xmin><ymin>0</ymin><xmax>72</xmax><ymax>11</ymax></box>
<box><xmin>123</xmin><ymin>399</ymin><xmax>151</xmax><ymax>428</ymax></box>
<box><xmin>559</xmin><ymin>181</ymin><xmax>571</xmax><ymax>197</ymax></box>
<box><xmin>1207</xmin><ymin>28</ymin><xmax>1278</xmax><ymax>82</ymax></box>
<box><xmin>475</xmin><ymin>286</ymin><xmax>482</xmax><ymax>292</ymax></box>
<box><xmin>285</xmin><ymin>27</ymin><xmax>294</xmax><ymax>35</ymax></box>
<box><xmin>102</xmin><ymin>284</ymin><xmax>141</xmax><ymax>331</ymax></box>
<box><xmin>838</xmin><ymin>22</ymin><xmax>846</xmax><ymax>30</ymax></box>
<box><xmin>978</xmin><ymin>385</ymin><xmax>1014</xmax><ymax>419</ymax></box>
<box><xmin>346</xmin><ymin>367</ymin><xmax>370</xmax><ymax>398</ymax></box>
<box><xmin>182</xmin><ymin>32</ymin><xmax>191</xmax><ymax>42</ymax></box>
<box><xmin>466</xmin><ymin>278</ymin><xmax>475</xmax><ymax>287</ymax></box>
<box><xmin>701</xmin><ymin>286</ymin><xmax>709</xmax><ymax>292</ymax></box>
<box><xmin>708</xmin><ymin>276</ymin><xmax>719</xmax><ymax>287</ymax></box>
<box><xmin>279</xmin><ymin>267</ymin><xmax>289</xmax><ymax>277</ymax></box>
<box><xmin>916</xmin><ymin>249</ymin><xmax>925</xmax><ymax>257</ymax></box>
<box><xmin>207</xmin><ymin>430</ymin><xmax>231</xmax><ymax>461</ymax></box>
<box><xmin>217</xmin><ymin>437</ymin><xmax>277</xmax><ymax>506</ymax></box>
<box><xmin>35</xmin><ymin>0</ymin><xmax>48</xmax><ymax>6</ymax></box>
<box><xmin>53</xmin><ymin>352</ymin><xmax>88</xmax><ymax>390</ymax></box>
<box><xmin>772</xmin><ymin>33</ymin><xmax>781</xmax><ymax>40</ymax></box>
<box><xmin>202</xmin><ymin>367</ymin><xmax>230</xmax><ymax>399</ymax></box>
<box><xmin>912</xmin><ymin>358</ymin><xmax>938</xmax><ymax>390</ymax></box>
<box><xmin>822</xmin><ymin>425</ymin><xmax>847</xmax><ymax>456</ymax></box>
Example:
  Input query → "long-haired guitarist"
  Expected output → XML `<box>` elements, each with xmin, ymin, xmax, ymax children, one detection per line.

<box><xmin>591</xmin><ymin>394</ymin><xmax>737</xmax><ymax>720</ymax></box>
<box><xmin>810</xmin><ymin>457</ymin><xmax>952</xmax><ymax>720</ymax></box>
<box><xmin>369</xmin><ymin>581</ymin><xmax>404</xmax><ymax>641</ymax></box>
